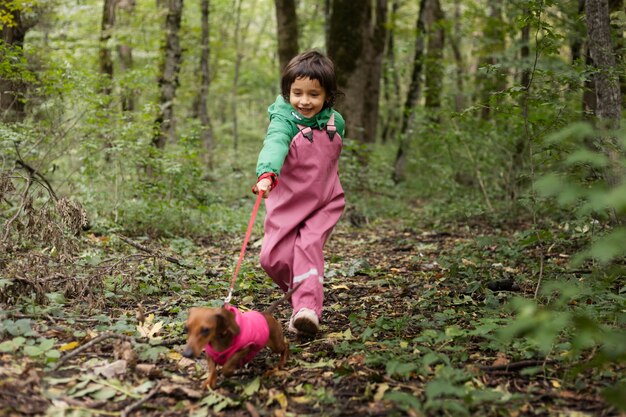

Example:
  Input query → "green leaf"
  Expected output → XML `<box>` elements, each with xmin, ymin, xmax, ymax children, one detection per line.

<box><xmin>386</xmin><ymin>360</ymin><xmax>417</xmax><ymax>378</ymax></box>
<box><xmin>23</xmin><ymin>345</ymin><xmax>44</xmax><ymax>357</ymax></box>
<box><xmin>384</xmin><ymin>390</ymin><xmax>422</xmax><ymax>412</ymax></box>
<box><xmin>603</xmin><ymin>383</ymin><xmax>626</xmax><ymax>411</ymax></box>
<box><xmin>0</xmin><ymin>336</ymin><xmax>26</xmax><ymax>352</ymax></box>
<box><xmin>243</xmin><ymin>377</ymin><xmax>260</xmax><ymax>397</ymax></box>
<box><xmin>91</xmin><ymin>387</ymin><xmax>118</xmax><ymax>400</ymax></box>
<box><xmin>425</xmin><ymin>378</ymin><xmax>465</xmax><ymax>399</ymax></box>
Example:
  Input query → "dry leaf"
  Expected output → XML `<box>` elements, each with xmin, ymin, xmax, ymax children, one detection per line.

<box><xmin>93</xmin><ymin>359</ymin><xmax>127</xmax><ymax>378</ymax></box>
<box><xmin>59</xmin><ymin>341</ymin><xmax>79</xmax><ymax>352</ymax></box>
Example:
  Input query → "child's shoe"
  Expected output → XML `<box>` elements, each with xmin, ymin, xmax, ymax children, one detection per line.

<box><xmin>288</xmin><ymin>308</ymin><xmax>319</xmax><ymax>335</ymax></box>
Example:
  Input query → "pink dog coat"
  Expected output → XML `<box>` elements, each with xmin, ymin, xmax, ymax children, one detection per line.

<box><xmin>260</xmin><ymin>113</ymin><xmax>345</xmax><ymax>319</ymax></box>
<box><xmin>203</xmin><ymin>306</ymin><xmax>269</xmax><ymax>366</ymax></box>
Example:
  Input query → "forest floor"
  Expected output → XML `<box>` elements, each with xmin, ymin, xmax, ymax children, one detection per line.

<box><xmin>0</xmin><ymin>217</ymin><xmax>623</xmax><ymax>416</ymax></box>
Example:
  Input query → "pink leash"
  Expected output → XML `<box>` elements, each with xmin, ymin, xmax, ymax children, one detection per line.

<box><xmin>224</xmin><ymin>191</ymin><xmax>264</xmax><ymax>305</ymax></box>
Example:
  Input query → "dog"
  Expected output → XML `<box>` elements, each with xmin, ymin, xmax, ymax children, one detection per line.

<box><xmin>182</xmin><ymin>286</ymin><xmax>298</xmax><ymax>389</ymax></box>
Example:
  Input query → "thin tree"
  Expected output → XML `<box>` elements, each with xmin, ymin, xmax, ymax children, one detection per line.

<box><xmin>381</xmin><ymin>0</ymin><xmax>402</xmax><ymax>144</ymax></box>
<box><xmin>393</xmin><ymin>0</ymin><xmax>426</xmax><ymax>182</ymax></box>
<box><xmin>449</xmin><ymin>0</ymin><xmax>465</xmax><ymax>112</ymax></box>
<box><xmin>327</xmin><ymin>0</ymin><xmax>387</xmax><ymax>143</ymax></box>
<box><xmin>192</xmin><ymin>0</ymin><xmax>214</xmax><ymax>166</ymax></box>
<box><xmin>152</xmin><ymin>0</ymin><xmax>184</xmax><ymax>149</ymax></box>
<box><xmin>586</xmin><ymin>0</ymin><xmax>623</xmax><ymax>193</ymax></box>
<box><xmin>99</xmin><ymin>0</ymin><xmax>116</xmax><ymax>97</ymax></box>
<box><xmin>476</xmin><ymin>0</ymin><xmax>507</xmax><ymax>120</ymax></box>
<box><xmin>117</xmin><ymin>0</ymin><xmax>135</xmax><ymax>113</ymax></box>
<box><xmin>423</xmin><ymin>0</ymin><xmax>444</xmax><ymax>109</ymax></box>
<box><xmin>274</xmin><ymin>0</ymin><xmax>299</xmax><ymax>71</ymax></box>
<box><xmin>0</xmin><ymin>3</ymin><xmax>37</xmax><ymax>122</ymax></box>
<box><xmin>232</xmin><ymin>0</ymin><xmax>243</xmax><ymax>151</ymax></box>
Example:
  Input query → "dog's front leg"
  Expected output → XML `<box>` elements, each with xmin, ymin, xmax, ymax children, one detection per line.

<box><xmin>221</xmin><ymin>347</ymin><xmax>252</xmax><ymax>377</ymax></box>
<box><xmin>204</xmin><ymin>356</ymin><xmax>218</xmax><ymax>390</ymax></box>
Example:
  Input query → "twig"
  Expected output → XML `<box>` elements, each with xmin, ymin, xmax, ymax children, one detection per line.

<box><xmin>15</xmin><ymin>159</ymin><xmax>58</xmax><ymax>201</ymax></box>
<box><xmin>120</xmin><ymin>381</ymin><xmax>162</xmax><ymax>417</ymax></box>
<box><xmin>479</xmin><ymin>359</ymin><xmax>555</xmax><ymax>372</ymax></box>
<box><xmin>246</xmin><ymin>402</ymin><xmax>261</xmax><ymax>417</ymax></box>
<box><xmin>2</xmin><ymin>174</ymin><xmax>32</xmax><ymax>242</ymax></box>
<box><xmin>116</xmin><ymin>234</ymin><xmax>190</xmax><ymax>268</ymax></box>
<box><xmin>534</xmin><ymin>253</ymin><xmax>545</xmax><ymax>299</ymax></box>
<box><xmin>461</xmin><ymin>141</ymin><xmax>494</xmax><ymax>213</ymax></box>
<box><xmin>53</xmin><ymin>332</ymin><xmax>135</xmax><ymax>371</ymax></box>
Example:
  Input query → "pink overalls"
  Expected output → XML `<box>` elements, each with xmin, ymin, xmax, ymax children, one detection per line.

<box><xmin>204</xmin><ymin>306</ymin><xmax>269</xmax><ymax>366</ymax></box>
<box><xmin>260</xmin><ymin>114</ymin><xmax>345</xmax><ymax>318</ymax></box>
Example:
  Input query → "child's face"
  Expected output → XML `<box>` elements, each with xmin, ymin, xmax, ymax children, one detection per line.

<box><xmin>289</xmin><ymin>77</ymin><xmax>327</xmax><ymax>119</ymax></box>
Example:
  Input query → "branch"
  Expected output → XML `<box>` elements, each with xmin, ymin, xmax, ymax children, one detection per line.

<box><xmin>479</xmin><ymin>359</ymin><xmax>556</xmax><ymax>373</ymax></box>
<box><xmin>116</xmin><ymin>234</ymin><xmax>190</xmax><ymax>268</ymax></box>
<box><xmin>53</xmin><ymin>332</ymin><xmax>135</xmax><ymax>371</ymax></box>
<box><xmin>14</xmin><ymin>141</ymin><xmax>58</xmax><ymax>201</ymax></box>
<box><xmin>120</xmin><ymin>381</ymin><xmax>162</xmax><ymax>417</ymax></box>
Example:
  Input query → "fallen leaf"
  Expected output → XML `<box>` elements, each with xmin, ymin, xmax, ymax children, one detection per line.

<box><xmin>267</xmin><ymin>389</ymin><xmax>288</xmax><ymax>409</ymax></box>
<box><xmin>59</xmin><ymin>341</ymin><xmax>79</xmax><ymax>352</ymax></box>
<box><xmin>462</xmin><ymin>258</ymin><xmax>477</xmax><ymax>267</ymax></box>
<box><xmin>374</xmin><ymin>383</ymin><xmax>389</xmax><ymax>402</ymax></box>
<box><xmin>93</xmin><ymin>360</ymin><xmax>127</xmax><ymax>379</ymax></box>
<box><xmin>331</xmin><ymin>284</ymin><xmax>350</xmax><ymax>290</ymax></box>
<box><xmin>491</xmin><ymin>353</ymin><xmax>509</xmax><ymax>367</ymax></box>
<box><xmin>135</xmin><ymin>363</ymin><xmax>161</xmax><ymax>378</ymax></box>
<box><xmin>160</xmin><ymin>383</ymin><xmax>202</xmax><ymax>399</ymax></box>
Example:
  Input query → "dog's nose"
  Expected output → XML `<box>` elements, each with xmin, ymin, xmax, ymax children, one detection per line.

<box><xmin>182</xmin><ymin>346</ymin><xmax>195</xmax><ymax>358</ymax></box>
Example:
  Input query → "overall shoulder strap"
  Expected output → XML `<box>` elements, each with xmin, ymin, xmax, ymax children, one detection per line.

<box><xmin>326</xmin><ymin>112</ymin><xmax>337</xmax><ymax>141</ymax></box>
<box><xmin>296</xmin><ymin>124</ymin><xmax>314</xmax><ymax>143</ymax></box>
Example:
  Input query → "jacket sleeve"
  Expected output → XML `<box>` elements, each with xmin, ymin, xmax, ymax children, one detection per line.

<box><xmin>256</xmin><ymin>116</ymin><xmax>295</xmax><ymax>178</ymax></box>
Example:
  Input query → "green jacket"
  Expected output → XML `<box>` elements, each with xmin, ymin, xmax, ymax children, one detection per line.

<box><xmin>256</xmin><ymin>95</ymin><xmax>346</xmax><ymax>178</ymax></box>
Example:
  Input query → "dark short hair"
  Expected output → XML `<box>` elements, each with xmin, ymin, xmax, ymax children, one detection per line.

<box><xmin>281</xmin><ymin>51</ymin><xmax>339</xmax><ymax>108</ymax></box>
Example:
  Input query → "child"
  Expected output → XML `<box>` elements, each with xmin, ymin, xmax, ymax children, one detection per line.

<box><xmin>253</xmin><ymin>50</ymin><xmax>345</xmax><ymax>336</ymax></box>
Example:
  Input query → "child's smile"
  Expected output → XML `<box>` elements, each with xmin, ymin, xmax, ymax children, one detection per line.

<box><xmin>289</xmin><ymin>77</ymin><xmax>327</xmax><ymax>119</ymax></box>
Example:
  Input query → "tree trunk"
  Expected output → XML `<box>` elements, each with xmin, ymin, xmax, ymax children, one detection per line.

<box><xmin>586</xmin><ymin>0</ymin><xmax>623</xmax><ymax>198</ymax></box>
<box><xmin>232</xmin><ymin>0</ymin><xmax>243</xmax><ymax>151</ymax></box>
<box><xmin>152</xmin><ymin>0</ymin><xmax>184</xmax><ymax>149</ymax></box>
<box><xmin>450</xmin><ymin>0</ymin><xmax>465</xmax><ymax>112</ymax></box>
<box><xmin>423</xmin><ymin>0</ymin><xmax>445</xmax><ymax>110</ymax></box>
<box><xmin>609</xmin><ymin>0</ymin><xmax>625</xmax><ymax>108</ymax></box>
<box><xmin>99</xmin><ymin>0</ymin><xmax>116</xmax><ymax>97</ymax></box>
<box><xmin>328</xmin><ymin>0</ymin><xmax>387</xmax><ymax>143</ymax></box>
<box><xmin>393</xmin><ymin>0</ymin><xmax>426</xmax><ymax>182</ymax></box>
<box><xmin>381</xmin><ymin>0</ymin><xmax>401</xmax><ymax>144</ymax></box>
<box><xmin>587</xmin><ymin>0</ymin><xmax>622</xmax><ymax>127</ymax></box>
<box><xmin>476</xmin><ymin>0</ymin><xmax>507</xmax><ymax>120</ymax></box>
<box><xmin>117</xmin><ymin>0</ymin><xmax>135</xmax><ymax>113</ymax></box>
<box><xmin>520</xmin><ymin>6</ymin><xmax>531</xmax><ymax>89</ymax></box>
<box><xmin>193</xmin><ymin>0</ymin><xmax>214</xmax><ymax>166</ymax></box>
<box><xmin>274</xmin><ymin>0</ymin><xmax>299</xmax><ymax>71</ymax></box>
<box><xmin>571</xmin><ymin>0</ymin><xmax>586</xmax><ymax>63</ymax></box>
<box><xmin>0</xmin><ymin>6</ymin><xmax>35</xmax><ymax>122</ymax></box>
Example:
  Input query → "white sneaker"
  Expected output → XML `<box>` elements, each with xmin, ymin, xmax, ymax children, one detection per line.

<box><xmin>288</xmin><ymin>308</ymin><xmax>319</xmax><ymax>335</ymax></box>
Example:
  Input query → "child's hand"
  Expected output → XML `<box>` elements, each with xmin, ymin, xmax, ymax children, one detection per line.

<box><xmin>253</xmin><ymin>178</ymin><xmax>272</xmax><ymax>198</ymax></box>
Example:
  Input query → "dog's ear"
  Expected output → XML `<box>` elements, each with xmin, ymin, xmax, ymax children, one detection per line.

<box><xmin>218</xmin><ymin>307</ymin><xmax>240</xmax><ymax>336</ymax></box>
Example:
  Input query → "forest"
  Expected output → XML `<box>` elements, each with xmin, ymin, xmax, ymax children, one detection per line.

<box><xmin>1</xmin><ymin>0</ymin><xmax>625</xmax><ymax>415</ymax></box>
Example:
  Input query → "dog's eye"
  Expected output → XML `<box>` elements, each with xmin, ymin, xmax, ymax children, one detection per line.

<box><xmin>200</xmin><ymin>327</ymin><xmax>210</xmax><ymax>336</ymax></box>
